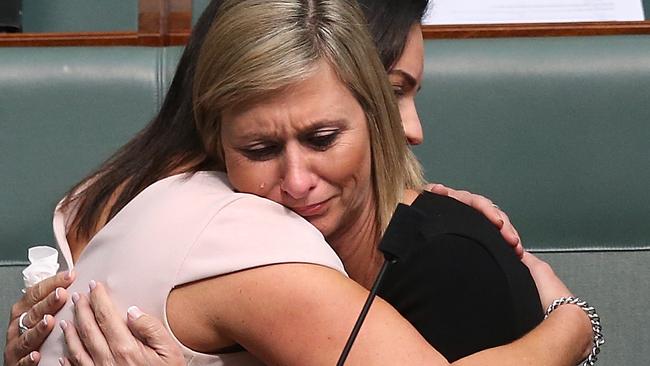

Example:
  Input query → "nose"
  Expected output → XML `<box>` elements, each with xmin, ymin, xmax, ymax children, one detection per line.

<box><xmin>401</xmin><ymin>100</ymin><xmax>424</xmax><ymax>145</ymax></box>
<box><xmin>280</xmin><ymin>145</ymin><xmax>316</xmax><ymax>200</ymax></box>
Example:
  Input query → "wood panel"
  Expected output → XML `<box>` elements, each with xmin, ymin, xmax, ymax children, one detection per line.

<box><xmin>423</xmin><ymin>21</ymin><xmax>650</xmax><ymax>39</ymax></box>
<box><xmin>0</xmin><ymin>0</ymin><xmax>191</xmax><ymax>47</ymax></box>
<box><xmin>0</xmin><ymin>32</ymin><xmax>137</xmax><ymax>47</ymax></box>
<box><xmin>1</xmin><ymin>2</ymin><xmax>649</xmax><ymax>46</ymax></box>
<box><xmin>168</xmin><ymin>0</ymin><xmax>193</xmax><ymax>44</ymax></box>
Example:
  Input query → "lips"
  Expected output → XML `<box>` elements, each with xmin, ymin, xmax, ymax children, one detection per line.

<box><xmin>290</xmin><ymin>198</ymin><xmax>331</xmax><ymax>217</ymax></box>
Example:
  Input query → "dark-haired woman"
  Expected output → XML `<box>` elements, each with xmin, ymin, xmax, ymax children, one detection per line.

<box><xmin>356</xmin><ymin>1</ymin><xmax>546</xmax><ymax>361</ymax></box>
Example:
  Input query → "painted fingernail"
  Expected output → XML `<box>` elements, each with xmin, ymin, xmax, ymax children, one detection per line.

<box><xmin>55</xmin><ymin>287</ymin><xmax>61</xmax><ymax>300</ymax></box>
<box><xmin>58</xmin><ymin>357</ymin><xmax>65</xmax><ymax>366</ymax></box>
<box><xmin>29</xmin><ymin>351</ymin><xmax>36</xmax><ymax>362</ymax></box>
<box><xmin>59</xmin><ymin>320</ymin><xmax>67</xmax><ymax>330</ymax></box>
<box><xmin>89</xmin><ymin>280</ymin><xmax>97</xmax><ymax>291</ymax></box>
<box><xmin>127</xmin><ymin>306</ymin><xmax>144</xmax><ymax>321</ymax></box>
<box><xmin>71</xmin><ymin>292</ymin><xmax>80</xmax><ymax>304</ymax></box>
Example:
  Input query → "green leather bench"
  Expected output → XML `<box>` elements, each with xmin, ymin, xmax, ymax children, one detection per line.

<box><xmin>1</xmin><ymin>36</ymin><xmax>648</xmax><ymax>364</ymax></box>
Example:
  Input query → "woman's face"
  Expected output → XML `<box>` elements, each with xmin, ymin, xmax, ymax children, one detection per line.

<box><xmin>221</xmin><ymin>61</ymin><xmax>374</xmax><ymax>238</ymax></box>
<box><xmin>389</xmin><ymin>23</ymin><xmax>425</xmax><ymax>146</ymax></box>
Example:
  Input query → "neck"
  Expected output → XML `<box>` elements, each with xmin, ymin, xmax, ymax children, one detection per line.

<box><xmin>327</xmin><ymin>192</ymin><xmax>382</xmax><ymax>289</ymax></box>
<box><xmin>327</xmin><ymin>188</ymin><xmax>421</xmax><ymax>289</ymax></box>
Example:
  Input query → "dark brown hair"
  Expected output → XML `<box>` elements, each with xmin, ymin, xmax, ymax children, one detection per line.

<box><xmin>357</xmin><ymin>0</ymin><xmax>429</xmax><ymax>69</ymax></box>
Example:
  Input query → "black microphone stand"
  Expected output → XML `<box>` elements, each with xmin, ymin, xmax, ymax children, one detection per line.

<box><xmin>335</xmin><ymin>254</ymin><xmax>396</xmax><ymax>366</ymax></box>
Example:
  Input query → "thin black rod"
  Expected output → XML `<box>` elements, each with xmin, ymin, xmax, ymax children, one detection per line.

<box><xmin>336</xmin><ymin>258</ymin><xmax>393</xmax><ymax>366</ymax></box>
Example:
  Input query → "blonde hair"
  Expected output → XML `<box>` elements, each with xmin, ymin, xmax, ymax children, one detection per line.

<box><xmin>193</xmin><ymin>0</ymin><xmax>424</xmax><ymax>233</ymax></box>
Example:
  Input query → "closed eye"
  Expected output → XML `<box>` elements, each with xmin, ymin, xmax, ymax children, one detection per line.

<box><xmin>392</xmin><ymin>85</ymin><xmax>406</xmax><ymax>98</ymax></box>
<box><xmin>239</xmin><ymin>142</ymin><xmax>282</xmax><ymax>161</ymax></box>
<box><xmin>304</xmin><ymin>129</ymin><xmax>340</xmax><ymax>151</ymax></box>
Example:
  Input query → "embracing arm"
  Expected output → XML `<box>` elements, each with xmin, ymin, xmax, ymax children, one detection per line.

<box><xmin>170</xmin><ymin>260</ymin><xmax>590</xmax><ymax>366</ymax></box>
<box><xmin>66</xmin><ymin>260</ymin><xmax>591</xmax><ymax>366</ymax></box>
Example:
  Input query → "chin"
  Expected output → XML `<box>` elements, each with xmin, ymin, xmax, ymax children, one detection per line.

<box><xmin>305</xmin><ymin>216</ymin><xmax>335</xmax><ymax>238</ymax></box>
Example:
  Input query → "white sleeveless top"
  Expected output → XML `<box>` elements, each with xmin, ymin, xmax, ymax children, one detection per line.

<box><xmin>40</xmin><ymin>171</ymin><xmax>346</xmax><ymax>365</ymax></box>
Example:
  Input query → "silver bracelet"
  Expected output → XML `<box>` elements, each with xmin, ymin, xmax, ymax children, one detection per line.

<box><xmin>544</xmin><ymin>297</ymin><xmax>605</xmax><ymax>366</ymax></box>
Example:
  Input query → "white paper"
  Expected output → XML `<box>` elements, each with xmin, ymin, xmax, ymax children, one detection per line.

<box><xmin>22</xmin><ymin>246</ymin><xmax>60</xmax><ymax>289</ymax></box>
<box><xmin>423</xmin><ymin>0</ymin><xmax>645</xmax><ymax>25</ymax></box>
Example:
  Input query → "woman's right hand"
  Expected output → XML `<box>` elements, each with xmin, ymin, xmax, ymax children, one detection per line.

<box><xmin>4</xmin><ymin>271</ymin><xmax>75</xmax><ymax>366</ymax></box>
<box><xmin>60</xmin><ymin>281</ymin><xmax>185</xmax><ymax>366</ymax></box>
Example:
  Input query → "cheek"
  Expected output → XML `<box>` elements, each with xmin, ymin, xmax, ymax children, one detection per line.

<box><xmin>223</xmin><ymin>149</ymin><xmax>277</xmax><ymax>196</ymax></box>
<box><xmin>324</xmin><ymin>135</ymin><xmax>372</xmax><ymax>192</ymax></box>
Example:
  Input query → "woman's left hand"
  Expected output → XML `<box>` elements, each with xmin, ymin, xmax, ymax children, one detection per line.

<box><xmin>60</xmin><ymin>281</ymin><xmax>185</xmax><ymax>366</ymax></box>
<box><xmin>425</xmin><ymin>183</ymin><xmax>523</xmax><ymax>258</ymax></box>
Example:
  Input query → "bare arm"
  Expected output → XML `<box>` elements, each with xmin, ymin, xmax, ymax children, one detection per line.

<box><xmin>170</xmin><ymin>261</ymin><xmax>591</xmax><ymax>366</ymax></box>
<box><xmin>66</xmin><ymin>260</ymin><xmax>591</xmax><ymax>366</ymax></box>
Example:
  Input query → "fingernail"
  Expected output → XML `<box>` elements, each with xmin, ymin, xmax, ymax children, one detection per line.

<box><xmin>497</xmin><ymin>219</ymin><xmax>504</xmax><ymax>227</ymax></box>
<box><xmin>58</xmin><ymin>357</ymin><xmax>64</xmax><ymax>366</ymax></box>
<box><xmin>42</xmin><ymin>315</ymin><xmax>48</xmax><ymax>326</ymax></box>
<box><xmin>59</xmin><ymin>320</ymin><xmax>67</xmax><ymax>330</ymax></box>
<box><xmin>127</xmin><ymin>306</ymin><xmax>144</xmax><ymax>321</ymax></box>
<box><xmin>71</xmin><ymin>292</ymin><xmax>80</xmax><ymax>304</ymax></box>
<box><xmin>55</xmin><ymin>287</ymin><xmax>61</xmax><ymax>300</ymax></box>
<box><xmin>89</xmin><ymin>280</ymin><xmax>97</xmax><ymax>291</ymax></box>
<box><xmin>64</xmin><ymin>270</ymin><xmax>73</xmax><ymax>281</ymax></box>
<box><xmin>29</xmin><ymin>351</ymin><xmax>36</xmax><ymax>362</ymax></box>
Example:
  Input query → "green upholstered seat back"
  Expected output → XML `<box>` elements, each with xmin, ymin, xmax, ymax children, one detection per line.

<box><xmin>415</xmin><ymin>35</ymin><xmax>650</xmax><ymax>252</ymax></box>
<box><xmin>0</xmin><ymin>46</ymin><xmax>184</xmax><ymax>262</ymax></box>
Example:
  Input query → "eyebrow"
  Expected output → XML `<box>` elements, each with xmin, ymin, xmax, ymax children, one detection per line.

<box><xmin>389</xmin><ymin>69</ymin><xmax>422</xmax><ymax>92</ymax></box>
<box><xmin>236</xmin><ymin>119</ymin><xmax>347</xmax><ymax>141</ymax></box>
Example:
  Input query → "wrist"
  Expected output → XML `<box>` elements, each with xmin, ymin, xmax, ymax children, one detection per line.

<box><xmin>545</xmin><ymin>297</ymin><xmax>604</xmax><ymax>365</ymax></box>
<box><xmin>555</xmin><ymin>305</ymin><xmax>592</xmax><ymax>355</ymax></box>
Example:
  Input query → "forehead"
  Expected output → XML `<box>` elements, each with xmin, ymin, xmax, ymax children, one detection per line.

<box><xmin>390</xmin><ymin>24</ymin><xmax>424</xmax><ymax>80</ymax></box>
<box><xmin>221</xmin><ymin>61</ymin><xmax>365</xmax><ymax>137</ymax></box>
